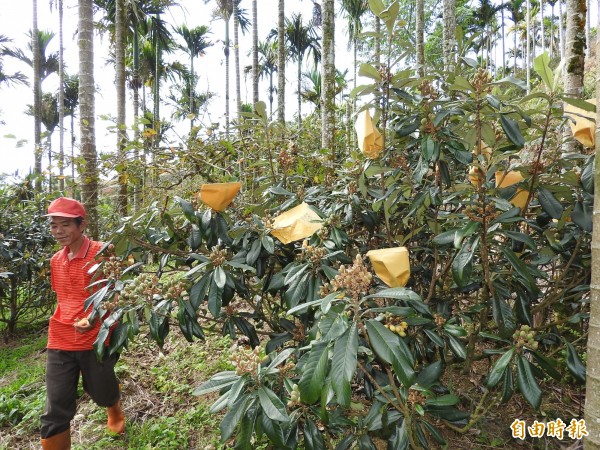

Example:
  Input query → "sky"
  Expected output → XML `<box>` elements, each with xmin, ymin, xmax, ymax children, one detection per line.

<box><xmin>0</xmin><ymin>0</ymin><xmax>356</xmax><ymax>178</ymax></box>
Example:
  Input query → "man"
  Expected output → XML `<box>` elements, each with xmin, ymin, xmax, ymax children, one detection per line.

<box><xmin>41</xmin><ymin>197</ymin><xmax>125</xmax><ymax>450</ymax></box>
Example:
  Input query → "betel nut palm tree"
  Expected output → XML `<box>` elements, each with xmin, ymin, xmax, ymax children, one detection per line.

<box><xmin>282</xmin><ymin>13</ymin><xmax>321</xmax><ymax>127</ymax></box>
<box><xmin>78</xmin><ymin>0</ymin><xmax>99</xmax><ymax>238</ymax></box>
<box><xmin>174</xmin><ymin>24</ymin><xmax>212</xmax><ymax>129</ymax></box>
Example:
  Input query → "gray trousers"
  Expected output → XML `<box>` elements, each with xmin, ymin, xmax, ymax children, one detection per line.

<box><xmin>41</xmin><ymin>349</ymin><xmax>120</xmax><ymax>438</ymax></box>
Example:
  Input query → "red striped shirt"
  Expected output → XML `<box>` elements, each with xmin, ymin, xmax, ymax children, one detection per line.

<box><xmin>48</xmin><ymin>236</ymin><xmax>104</xmax><ymax>350</ymax></box>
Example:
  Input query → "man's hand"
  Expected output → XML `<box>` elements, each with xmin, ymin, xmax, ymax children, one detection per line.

<box><xmin>74</xmin><ymin>317</ymin><xmax>95</xmax><ymax>333</ymax></box>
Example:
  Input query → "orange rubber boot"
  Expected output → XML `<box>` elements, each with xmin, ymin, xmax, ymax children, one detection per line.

<box><xmin>107</xmin><ymin>400</ymin><xmax>125</xmax><ymax>434</ymax></box>
<box><xmin>41</xmin><ymin>428</ymin><xmax>71</xmax><ymax>450</ymax></box>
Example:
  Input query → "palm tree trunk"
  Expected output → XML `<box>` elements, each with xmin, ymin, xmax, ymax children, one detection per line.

<box><xmin>78</xmin><ymin>0</ymin><xmax>99</xmax><ymax>238</ymax></box>
<box><xmin>501</xmin><ymin>9</ymin><xmax>506</xmax><ymax>75</ymax></box>
<box><xmin>442</xmin><ymin>0</ymin><xmax>456</xmax><ymax>72</ymax></box>
<box><xmin>416</xmin><ymin>0</ymin><xmax>425</xmax><ymax>77</ymax></box>
<box><xmin>32</xmin><ymin>0</ymin><xmax>42</xmax><ymax>189</ymax></box>
<box><xmin>564</xmin><ymin>0</ymin><xmax>586</xmax><ymax>97</ymax></box>
<box><xmin>224</xmin><ymin>19</ymin><xmax>230</xmax><ymax>137</ymax></box>
<box><xmin>584</xmin><ymin>17</ymin><xmax>600</xmax><ymax>447</ymax></box>
<box><xmin>297</xmin><ymin>56</ymin><xmax>302</xmax><ymax>127</ymax></box>
<box><xmin>585</xmin><ymin>0</ymin><xmax>590</xmax><ymax>57</ymax></box>
<box><xmin>375</xmin><ymin>17</ymin><xmax>381</xmax><ymax>66</ymax></box>
<box><xmin>563</xmin><ymin>0</ymin><xmax>586</xmax><ymax>153</ymax></box>
<box><xmin>153</xmin><ymin>13</ymin><xmax>161</xmax><ymax>156</ymax></box>
<box><xmin>277</xmin><ymin>0</ymin><xmax>285</xmax><ymax>124</ymax></box>
<box><xmin>321</xmin><ymin>0</ymin><xmax>335</xmax><ymax>155</ymax></box>
<box><xmin>58</xmin><ymin>0</ymin><xmax>65</xmax><ymax>192</ymax></box>
<box><xmin>252</xmin><ymin>0</ymin><xmax>259</xmax><ymax>105</ymax></box>
<box><xmin>233</xmin><ymin>0</ymin><xmax>241</xmax><ymax>121</ymax></box>
<box><xmin>514</xmin><ymin>25</ymin><xmax>518</xmax><ymax>76</ymax></box>
<box><xmin>352</xmin><ymin>38</ymin><xmax>358</xmax><ymax>122</ymax></box>
<box><xmin>71</xmin><ymin>113</ymin><xmax>75</xmax><ymax>197</ymax></box>
<box><xmin>526</xmin><ymin>0</ymin><xmax>531</xmax><ymax>91</ymax></box>
<box><xmin>550</xmin><ymin>4</ymin><xmax>555</xmax><ymax>57</ymax></box>
<box><xmin>116</xmin><ymin>0</ymin><xmax>128</xmax><ymax>215</ymax></box>
<box><xmin>269</xmin><ymin>73</ymin><xmax>274</xmax><ymax>116</ymax></box>
<box><xmin>190</xmin><ymin>53</ymin><xmax>195</xmax><ymax>131</ymax></box>
<box><xmin>133</xmin><ymin>26</ymin><xmax>141</xmax><ymax>211</ymax></box>
<box><xmin>541</xmin><ymin>0</ymin><xmax>545</xmax><ymax>54</ymax></box>
<box><xmin>559</xmin><ymin>0</ymin><xmax>565</xmax><ymax>58</ymax></box>
<box><xmin>532</xmin><ymin>13</ymin><xmax>536</xmax><ymax>61</ymax></box>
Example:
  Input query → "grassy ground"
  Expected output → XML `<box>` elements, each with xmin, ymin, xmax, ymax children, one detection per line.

<box><xmin>0</xmin><ymin>325</ymin><xmax>586</xmax><ymax>450</ymax></box>
<box><xmin>0</xmin><ymin>325</ymin><xmax>232</xmax><ymax>450</ymax></box>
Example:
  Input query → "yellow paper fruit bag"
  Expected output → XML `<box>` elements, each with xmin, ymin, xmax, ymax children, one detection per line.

<box><xmin>198</xmin><ymin>182</ymin><xmax>242</xmax><ymax>211</ymax></box>
<box><xmin>366</xmin><ymin>247</ymin><xmax>410</xmax><ymax>288</ymax></box>
<box><xmin>270</xmin><ymin>202</ymin><xmax>323</xmax><ymax>245</ymax></box>
<box><xmin>564</xmin><ymin>99</ymin><xmax>596</xmax><ymax>148</ymax></box>
<box><xmin>355</xmin><ymin>109</ymin><xmax>384</xmax><ymax>159</ymax></box>
<box><xmin>495</xmin><ymin>171</ymin><xmax>529</xmax><ymax>210</ymax></box>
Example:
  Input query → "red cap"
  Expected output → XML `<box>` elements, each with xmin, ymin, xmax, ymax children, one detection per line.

<box><xmin>46</xmin><ymin>197</ymin><xmax>86</xmax><ymax>219</ymax></box>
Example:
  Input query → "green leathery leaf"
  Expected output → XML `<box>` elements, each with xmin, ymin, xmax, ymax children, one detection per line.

<box><xmin>421</xmin><ymin>420</ymin><xmax>447</xmax><ymax>445</ymax></box>
<box><xmin>423</xmin><ymin>329</ymin><xmax>445</xmax><ymax>347</ymax></box>
<box><xmin>432</xmin><ymin>229</ymin><xmax>457</xmax><ymax>246</ymax></box>
<box><xmin>454</xmin><ymin>221</ymin><xmax>480</xmax><ymax>249</ymax></box>
<box><xmin>501</xmin><ymin>367</ymin><xmax>515</xmax><ymax>403</ymax></box>
<box><xmin>452</xmin><ymin>236</ymin><xmax>477</xmax><ymax>288</ymax></box>
<box><xmin>500</xmin><ymin>114</ymin><xmax>525</xmax><ymax>148</ymax></box>
<box><xmin>233</xmin><ymin>406</ymin><xmax>257</xmax><ymax>450</ymax></box>
<box><xmin>193</xmin><ymin>371</ymin><xmax>239</xmax><ymax>396</ymax></box>
<box><xmin>227</xmin><ymin>376</ymin><xmax>248</xmax><ymax>408</ymax></box>
<box><xmin>502</xmin><ymin>231</ymin><xmax>536</xmax><ymax>250</ymax></box>
<box><xmin>261</xmin><ymin>235</ymin><xmax>275</xmax><ymax>254</ymax></box>
<box><xmin>572</xmin><ymin>201</ymin><xmax>593</xmax><ymax>231</ymax></box>
<box><xmin>207</xmin><ymin>278</ymin><xmax>222</xmax><ymax>317</ymax></box>
<box><xmin>258</xmin><ymin>386</ymin><xmax>289</xmax><ymax>422</ymax></box>
<box><xmin>501</xmin><ymin>247</ymin><xmax>535</xmax><ymax>287</ymax></box>
<box><xmin>581</xmin><ymin>157</ymin><xmax>594</xmax><ymax>194</ymax></box>
<box><xmin>304</xmin><ymin>418</ymin><xmax>326</xmax><ymax>450</ymax></box>
<box><xmin>533</xmin><ymin>53</ymin><xmax>553</xmax><ymax>89</ymax></box>
<box><xmin>415</xmin><ymin>361</ymin><xmax>443</xmax><ymax>388</ymax></box>
<box><xmin>108</xmin><ymin>322</ymin><xmax>130</xmax><ymax>355</ymax></box>
<box><xmin>450</xmin><ymin>75</ymin><xmax>475</xmax><ymax>92</ymax></box>
<box><xmin>446</xmin><ymin>334</ymin><xmax>467</xmax><ymax>360</ymax></box>
<box><xmin>491</xmin><ymin>296</ymin><xmax>516</xmax><ymax>336</ymax></box>
<box><xmin>380</xmin><ymin>1</ymin><xmax>400</xmax><ymax>33</ymax></box>
<box><xmin>565</xmin><ymin>340</ymin><xmax>586</xmax><ymax>383</ymax></box>
<box><xmin>363</xmin><ymin>287</ymin><xmax>423</xmax><ymax>303</ymax></box>
<box><xmin>537</xmin><ymin>187</ymin><xmax>563</xmax><ymax>219</ymax></box>
<box><xmin>299</xmin><ymin>342</ymin><xmax>330</xmax><ymax>404</ymax></box>
<box><xmin>563</xmin><ymin>97</ymin><xmax>596</xmax><ymax>112</ymax></box>
<box><xmin>358</xmin><ymin>63</ymin><xmax>382</xmax><ymax>81</ymax></box>
<box><xmin>530</xmin><ymin>351</ymin><xmax>562</xmax><ymax>381</ymax></box>
<box><xmin>332</xmin><ymin>323</ymin><xmax>358</xmax><ymax>406</ymax></box>
<box><xmin>284</xmin><ymin>263</ymin><xmax>310</xmax><ymax>285</ymax></box>
<box><xmin>246</xmin><ymin>239</ymin><xmax>261</xmax><ymax>265</ymax></box>
<box><xmin>366</xmin><ymin>320</ymin><xmax>415</xmax><ymax>387</ymax></box>
<box><xmin>486</xmin><ymin>347</ymin><xmax>515</xmax><ymax>388</ymax></box>
<box><xmin>389</xmin><ymin>420</ymin><xmax>409</xmax><ymax>450</ymax></box>
<box><xmin>517</xmin><ymin>355</ymin><xmax>542</xmax><ymax>409</ymax></box>
<box><xmin>425</xmin><ymin>394</ymin><xmax>460</xmax><ymax>407</ymax></box>
<box><xmin>368</xmin><ymin>0</ymin><xmax>385</xmax><ymax>16</ymax></box>
<box><xmin>174</xmin><ymin>196</ymin><xmax>196</xmax><ymax>222</ymax></box>
<box><xmin>213</xmin><ymin>266</ymin><xmax>226</xmax><ymax>289</ymax></box>
<box><xmin>220</xmin><ymin>395</ymin><xmax>251</xmax><ymax>441</ymax></box>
